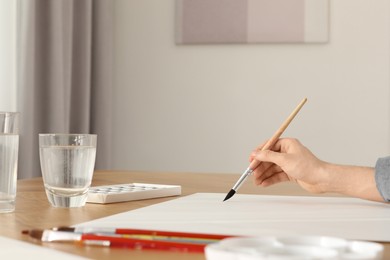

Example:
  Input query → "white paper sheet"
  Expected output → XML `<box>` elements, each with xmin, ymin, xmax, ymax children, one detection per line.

<box><xmin>0</xmin><ymin>236</ymin><xmax>87</xmax><ymax>259</ymax></box>
<box><xmin>76</xmin><ymin>193</ymin><xmax>390</xmax><ymax>242</ymax></box>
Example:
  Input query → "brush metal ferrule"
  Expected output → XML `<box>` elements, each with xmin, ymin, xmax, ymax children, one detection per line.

<box><xmin>42</xmin><ymin>230</ymin><xmax>82</xmax><ymax>242</ymax></box>
<box><xmin>83</xmin><ymin>240</ymin><xmax>111</xmax><ymax>246</ymax></box>
<box><xmin>232</xmin><ymin>167</ymin><xmax>253</xmax><ymax>191</ymax></box>
<box><xmin>74</xmin><ymin>227</ymin><xmax>116</xmax><ymax>234</ymax></box>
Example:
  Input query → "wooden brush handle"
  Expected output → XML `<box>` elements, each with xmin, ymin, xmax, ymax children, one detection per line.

<box><xmin>249</xmin><ymin>98</ymin><xmax>307</xmax><ymax>170</ymax></box>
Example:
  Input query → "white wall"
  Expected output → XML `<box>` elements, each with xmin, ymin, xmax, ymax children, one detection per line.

<box><xmin>112</xmin><ymin>0</ymin><xmax>390</xmax><ymax>174</ymax></box>
<box><xmin>0</xmin><ymin>0</ymin><xmax>17</xmax><ymax>111</ymax></box>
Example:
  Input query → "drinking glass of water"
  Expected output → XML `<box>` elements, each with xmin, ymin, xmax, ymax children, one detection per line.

<box><xmin>39</xmin><ymin>134</ymin><xmax>97</xmax><ymax>208</ymax></box>
<box><xmin>0</xmin><ymin>112</ymin><xmax>19</xmax><ymax>213</ymax></box>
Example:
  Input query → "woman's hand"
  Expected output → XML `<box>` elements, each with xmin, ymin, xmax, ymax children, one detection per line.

<box><xmin>250</xmin><ymin>138</ymin><xmax>329</xmax><ymax>193</ymax></box>
<box><xmin>249</xmin><ymin>138</ymin><xmax>383</xmax><ymax>202</ymax></box>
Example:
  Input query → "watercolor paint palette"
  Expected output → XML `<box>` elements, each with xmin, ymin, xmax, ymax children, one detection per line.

<box><xmin>87</xmin><ymin>183</ymin><xmax>181</xmax><ymax>204</ymax></box>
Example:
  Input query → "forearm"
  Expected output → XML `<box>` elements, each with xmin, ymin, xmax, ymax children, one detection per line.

<box><xmin>322</xmin><ymin>163</ymin><xmax>384</xmax><ymax>202</ymax></box>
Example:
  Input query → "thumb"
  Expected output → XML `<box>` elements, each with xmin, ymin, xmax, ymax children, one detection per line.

<box><xmin>254</xmin><ymin>149</ymin><xmax>285</xmax><ymax>166</ymax></box>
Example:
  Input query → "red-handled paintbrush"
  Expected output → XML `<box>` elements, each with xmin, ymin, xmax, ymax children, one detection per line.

<box><xmin>22</xmin><ymin>229</ymin><xmax>223</xmax><ymax>253</ymax></box>
<box><xmin>52</xmin><ymin>226</ymin><xmax>233</xmax><ymax>240</ymax></box>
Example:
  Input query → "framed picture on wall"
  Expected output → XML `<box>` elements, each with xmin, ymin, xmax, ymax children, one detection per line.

<box><xmin>176</xmin><ymin>0</ymin><xmax>329</xmax><ymax>44</ymax></box>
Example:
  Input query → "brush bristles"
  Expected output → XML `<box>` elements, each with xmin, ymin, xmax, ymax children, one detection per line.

<box><xmin>52</xmin><ymin>226</ymin><xmax>75</xmax><ymax>232</ymax></box>
<box><xmin>23</xmin><ymin>229</ymin><xmax>44</xmax><ymax>240</ymax></box>
<box><xmin>223</xmin><ymin>189</ymin><xmax>236</xmax><ymax>201</ymax></box>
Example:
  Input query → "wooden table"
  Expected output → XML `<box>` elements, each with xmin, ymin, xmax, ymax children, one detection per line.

<box><xmin>1</xmin><ymin>170</ymin><xmax>389</xmax><ymax>259</ymax></box>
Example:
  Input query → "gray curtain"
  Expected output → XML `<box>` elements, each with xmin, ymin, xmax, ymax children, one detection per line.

<box><xmin>17</xmin><ymin>0</ymin><xmax>113</xmax><ymax>178</ymax></box>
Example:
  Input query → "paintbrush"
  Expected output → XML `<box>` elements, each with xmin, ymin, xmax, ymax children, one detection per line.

<box><xmin>51</xmin><ymin>226</ymin><xmax>233</xmax><ymax>240</ymax></box>
<box><xmin>22</xmin><ymin>229</ymin><xmax>209</xmax><ymax>252</ymax></box>
<box><xmin>223</xmin><ymin>98</ymin><xmax>307</xmax><ymax>201</ymax></box>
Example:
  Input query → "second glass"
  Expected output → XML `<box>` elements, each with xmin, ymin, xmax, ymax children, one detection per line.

<box><xmin>39</xmin><ymin>134</ymin><xmax>97</xmax><ymax>208</ymax></box>
<box><xmin>0</xmin><ymin>112</ymin><xmax>19</xmax><ymax>213</ymax></box>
